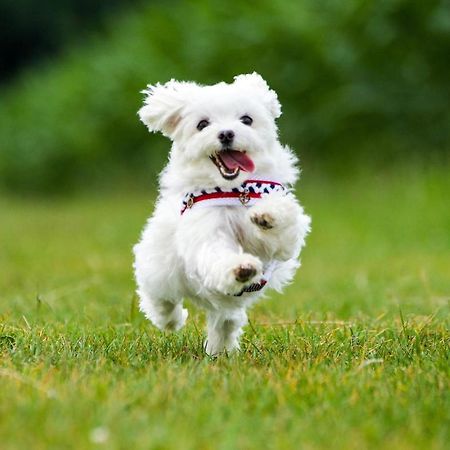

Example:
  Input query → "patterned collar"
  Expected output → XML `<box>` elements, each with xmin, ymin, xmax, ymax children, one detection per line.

<box><xmin>181</xmin><ymin>179</ymin><xmax>285</xmax><ymax>215</ymax></box>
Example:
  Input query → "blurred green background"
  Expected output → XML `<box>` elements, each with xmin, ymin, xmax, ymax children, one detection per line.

<box><xmin>1</xmin><ymin>0</ymin><xmax>449</xmax><ymax>193</ymax></box>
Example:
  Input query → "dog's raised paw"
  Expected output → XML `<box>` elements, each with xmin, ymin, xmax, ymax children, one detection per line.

<box><xmin>251</xmin><ymin>212</ymin><xmax>275</xmax><ymax>230</ymax></box>
<box><xmin>234</xmin><ymin>264</ymin><xmax>257</xmax><ymax>283</ymax></box>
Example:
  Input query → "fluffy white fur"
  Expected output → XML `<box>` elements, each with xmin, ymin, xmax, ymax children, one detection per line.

<box><xmin>133</xmin><ymin>73</ymin><xmax>311</xmax><ymax>355</ymax></box>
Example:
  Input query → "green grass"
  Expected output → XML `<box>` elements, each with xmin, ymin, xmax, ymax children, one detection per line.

<box><xmin>1</xmin><ymin>166</ymin><xmax>449</xmax><ymax>450</ymax></box>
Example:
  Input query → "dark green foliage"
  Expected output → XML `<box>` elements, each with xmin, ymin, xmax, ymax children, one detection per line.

<box><xmin>0</xmin><ymin>0</ymin><xmax>141</xmax><ymax>82</ymax></box>
<box><xmin>0</xmin><ymin>0</ymin><xmax>449</xmax><ymax>192</ymax></box>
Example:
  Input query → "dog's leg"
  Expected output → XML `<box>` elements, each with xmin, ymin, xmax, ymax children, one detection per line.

<box><xmin>138</xmin><ymin>292</ymin><xmax>188</xmax><ymax>332</ymax></box>
<box><xmin>203</xmin><ymin>248</ymin><xmax>263</xmax><ymax>295</ymax></box>
<box><xmin>248</xmin><ymin>192</ymin><xmax>311</xmax><ymax>261</ymax></box>
<box><xmin>177</xmin><ymin>213</ymin><xmax>263</xmax><ymax>295</ymax></box>
<box><xmin>205</xmin><ymin>309</ymin><xmax>247</xmax><ymax>356</ymax></box>
<box><xmin>134</xmin><ymin>213</ymin><xmax>188</xmax><ymax>332</ymax></box>
<box><xmin>135</xmin><ymin>268</ymin><xmax>188</xmax><ymax>332</ymax></box>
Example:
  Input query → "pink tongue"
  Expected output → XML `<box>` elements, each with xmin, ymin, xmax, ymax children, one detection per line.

<box><xmin>219</xmin><ymin>150</ymin><xmax>255</xmax><ymax>173</ymax></box>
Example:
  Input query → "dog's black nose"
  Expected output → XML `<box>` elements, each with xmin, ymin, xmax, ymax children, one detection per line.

<box><xmin>218</xmin><ymin>130</ymin><xmax>235</xmax><ymax>145</ymax></box>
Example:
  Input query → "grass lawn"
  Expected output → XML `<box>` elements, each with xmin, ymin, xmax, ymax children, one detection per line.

<box><xmin>0</xmin><ymin>166</ymin><xmax>449</xmax><ymax>450</ymax></box>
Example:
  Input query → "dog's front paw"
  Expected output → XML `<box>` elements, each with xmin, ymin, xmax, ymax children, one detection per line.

<box><xmin>248</xmin><ymin>193</ymin><xmax>311</xmax><ymax>261</ymax></box>
<box><xmin>250</xmin><ymin>212</ymin><xmax>275</xmax><ymax>230</ymax></box>
<box><xmin>233</xmin><ymin>264</ymin><xmax>257</xmax><ymax>282</ymax></box>
<box><xmin>216</xmin><ymin>254</ymin><xmax>262</xmax><ymax>295</ymax></box>
<box><xmin>249</xmin><ymin>193</ymin><xmax>297</xmax><ymax>233</ymax></box>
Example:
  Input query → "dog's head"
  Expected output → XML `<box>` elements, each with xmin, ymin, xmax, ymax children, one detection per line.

<box><xmin>139</xmin><ymin>73</ymin><xmax>282</xmax><ymax>185</ymax></box>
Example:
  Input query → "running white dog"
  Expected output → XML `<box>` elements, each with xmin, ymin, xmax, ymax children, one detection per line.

<box><xmin>133</xmin><ymin>73</ymin><xmax>311</xmax><ymax>355</ymax></box>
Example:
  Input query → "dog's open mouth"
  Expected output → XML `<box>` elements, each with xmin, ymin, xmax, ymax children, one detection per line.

<box><xmin>210</xmin><ymin>150</ymin><xmax>255</xmax><ymax>180</ymax></box>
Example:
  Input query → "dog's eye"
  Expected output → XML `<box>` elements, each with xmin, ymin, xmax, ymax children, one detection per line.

<box><xmin>197</xmin><ymin>119</ymin><xmax>210</xmax><ymax>131</ymax></box>
<box><xmin>240</xmin><ymin>115</ymin><xmax>253</xmax><ymax>126</ymax></box>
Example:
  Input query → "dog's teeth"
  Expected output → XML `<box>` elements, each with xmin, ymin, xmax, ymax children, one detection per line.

<box><xmin>211</xmin><ymin>153</ymin><xmax>240</xmax><ymax>180</ymax></box>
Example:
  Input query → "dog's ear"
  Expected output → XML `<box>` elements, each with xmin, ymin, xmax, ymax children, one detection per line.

<box><xmin>138</xmin><ymin>80</ymin><xmax>195</xmax><ymax>138</ymax></box>
<box><xmin>233</xmin><ymin>72</ymin><xmax>282</xmax><ymax>119</ymax></box>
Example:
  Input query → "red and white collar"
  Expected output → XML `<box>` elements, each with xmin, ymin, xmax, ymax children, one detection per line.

<box><xmin>181</xmin><ymin>179</ymin><xmax>285</xmax><ymax>215</ymax></box>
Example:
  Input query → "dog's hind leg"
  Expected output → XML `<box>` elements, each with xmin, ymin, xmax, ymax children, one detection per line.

<box><xmin>134</xmin><ymin>213</ymin><xmax>187</xmax><ymax>332</ymax></box>
<box><xmin>205</xmin><ymin>309</ymin><xmax>247</xmax><ymax>356</ymax></box>
<box><xmin>134</xmin><ymin>249</ymin><xmax>187</xmax><ymax>332</ymax></box>
<box><xmin>138</xmin><ymin>292</ymin><xmax>188</xmax><ymax>331</ymax></box>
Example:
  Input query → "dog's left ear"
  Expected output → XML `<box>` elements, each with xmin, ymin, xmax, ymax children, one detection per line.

<box><xmin>233</xmin><ymin>72</ymin><xmax>282</xmax><ymax>119</ymax></box>
<box><xmin>138</xmin><ymin>80</ymin><xmax>196</xmax><ymax>138</ymax></box>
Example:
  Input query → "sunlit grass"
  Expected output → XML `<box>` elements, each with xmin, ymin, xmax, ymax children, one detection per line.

<box><xmin>1</xmin><ymin>166</ymin><xmax>449</xmax><ymax>450</ymax></box>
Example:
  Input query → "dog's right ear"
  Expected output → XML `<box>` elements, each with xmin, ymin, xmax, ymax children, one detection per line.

<box><xmin>138</xmin><ymin>80</ymin><xmax>194</xmax><ymax>138</ymax></box>
<box><xmin>233</xmin><ymin>72</ymin><xmax>282</xmax><ymax>119</ymax></box>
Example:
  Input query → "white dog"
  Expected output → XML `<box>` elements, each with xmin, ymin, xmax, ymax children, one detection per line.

<box><xmin>133</xmin><ymin>73</ymin><xmax>311</xmax><ymax>355</ymax></box>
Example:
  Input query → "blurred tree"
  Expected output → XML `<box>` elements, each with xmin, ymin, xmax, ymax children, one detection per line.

<box><xmin>0</xmin><ymin>0</ymin><xmax>141</xmax><ymax>83</ymax></box>
<box><xmin>0</xmin><ymin>0</ymin><xmax>449</xmax><ymax>193</ymax></box>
